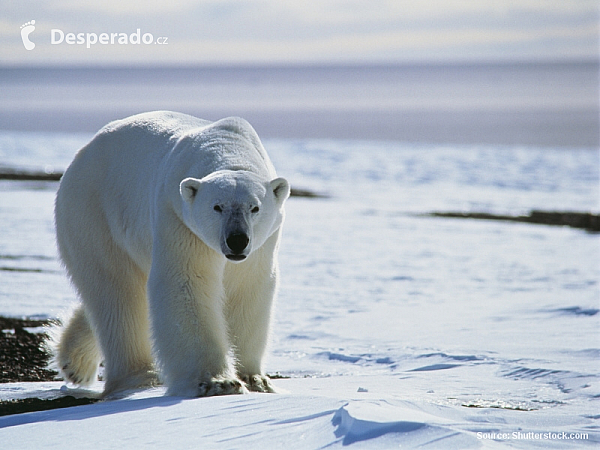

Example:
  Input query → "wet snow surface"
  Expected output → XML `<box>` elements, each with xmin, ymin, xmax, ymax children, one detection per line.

<box><xmin>0</xmin><ymin>133</ymin><xmax>598</xmax><ymax>448</ymax></box>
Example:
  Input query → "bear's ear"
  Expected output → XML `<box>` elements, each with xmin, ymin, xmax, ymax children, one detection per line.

<box><xmin>270</xmin><ymin>177</ymin><xmax>290</xmax><ymax>202</ymax></box>
<box><xmin>180</xmin><ymin>178</ymin><xmax>202</xmax><ymax>203</ymax></box>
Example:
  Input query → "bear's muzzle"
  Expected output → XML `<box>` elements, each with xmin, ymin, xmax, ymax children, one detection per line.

<box><xmin>225</xmin><ymin>232</ymin><xmax>249</xmax><ymax>261</ymax></box>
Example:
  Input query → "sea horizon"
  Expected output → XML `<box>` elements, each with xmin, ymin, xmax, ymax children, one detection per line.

<box><xmin>0</xmin><ymin>59</ymin><xmax>598</xmax><ymax>147</ymax></box>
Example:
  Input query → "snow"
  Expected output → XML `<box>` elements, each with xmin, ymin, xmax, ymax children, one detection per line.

<box><xmin>0</xmin><ymin>133</ymin><xmax>598</xmax><ymax>448</ymax></box>
<box><xmin>0</xmin><ymin>376</ymin><xmax>595</xmax><ymax>448</ymax></box>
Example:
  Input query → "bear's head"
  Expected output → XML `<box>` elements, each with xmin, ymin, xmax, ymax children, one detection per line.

<box><xmin>180</xmin><ymin>170</ymin><xmax>290</xmax><ymax>262</ymax></box>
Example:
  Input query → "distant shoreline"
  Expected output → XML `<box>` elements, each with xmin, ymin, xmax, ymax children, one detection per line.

<box><xmin>1</xmin><ymin>58</ymin><xmax>596</xmax><ymax>74</ymax></box>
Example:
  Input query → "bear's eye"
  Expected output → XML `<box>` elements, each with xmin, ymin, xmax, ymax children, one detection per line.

<box><xmin>213</xmin><ymin>205</ymin><xmax>223</xmax><ymax>213</ymax></box>
<box><xmin>251</xmin><ymin>206</ymin><xmax>260</xmax><ymax>214</ymax></box>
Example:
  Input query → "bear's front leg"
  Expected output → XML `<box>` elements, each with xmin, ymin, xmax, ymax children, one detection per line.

<box><xmin>224</xmin><ymin>232</ymin><xmax>280</xmax><ymax>393</ymax></box>
<box><xmin>149</xmin><ymin>229</ymin><xmax>245</xmax><ymax>397</ymax></box>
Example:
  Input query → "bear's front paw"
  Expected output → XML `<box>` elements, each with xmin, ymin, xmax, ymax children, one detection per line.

<box><xmin>198</xmin><ymin>377</ymin><xmax>248</xmax><ymax>397</ymax></box>
<box><xmin>241</xmin><ymin>374</ymin><xmax>276</xmax><ymax>393</ymax></box>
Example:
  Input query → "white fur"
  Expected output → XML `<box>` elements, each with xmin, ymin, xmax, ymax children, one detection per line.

<box><xmin>54</xmin><ymin>111</ymin><xmax>290</xmax><ymax>397</ymax></box>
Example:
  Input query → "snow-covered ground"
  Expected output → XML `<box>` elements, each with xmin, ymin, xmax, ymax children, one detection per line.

<box><xmin>0</xmin><ymin>375</ymin><xmax>592</xmax><ymax>449</ymax></box>
<box><xmin>0</xmin><ymin>132</ymin><xmax>598</xmax><ymax>448</ymax></box>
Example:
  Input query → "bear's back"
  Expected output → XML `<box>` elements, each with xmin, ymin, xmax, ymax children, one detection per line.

<box><xmin>57</xmin><ymin>111</ymin><xmax>210</xmax><ymax>268</ymax></box>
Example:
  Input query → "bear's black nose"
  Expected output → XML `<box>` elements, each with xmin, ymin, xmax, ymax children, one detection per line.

<box><xmin>226</xmin><ymin>232</ymin><xmax>249</xmax><ymax>254</ymax></box>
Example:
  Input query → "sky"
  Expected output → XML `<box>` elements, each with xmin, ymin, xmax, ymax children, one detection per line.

<box><xmin>1</xmin><ymin>0</ymin><xmax>598</xmax><ymax>65</ymax></box>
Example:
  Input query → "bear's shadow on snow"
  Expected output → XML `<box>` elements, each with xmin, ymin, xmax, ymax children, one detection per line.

<box><xmin>0</xmin><ymin>394</ymin><xmax>183</xmax><ymax>428</ymax></box>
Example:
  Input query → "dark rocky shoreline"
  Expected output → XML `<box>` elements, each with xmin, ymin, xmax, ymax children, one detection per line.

<box><xmin>2</xmin><ymin>168</ymin><xmax>597</xmax><ymax>231</ymax></box>
<box><xmin>0</xmin><ymin>316</ymin><xmax>56</xmax><ymax>384</ymax></box>
<box><xmin>0</xmin><ymin>168</ymin><xmax>328</xmax><ymax>198</ymax></box>
<box><xmin>0</xmin><ymin>317</ymin><xmax>100</xmax><ymax>416</ymax></box>
<box><xmin>425</xmin><ymin>211</ymin><xmax>600</xmax><ymax>232</ymax></box>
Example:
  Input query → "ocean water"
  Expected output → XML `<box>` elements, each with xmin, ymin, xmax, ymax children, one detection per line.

<box><xmin>0</xmin><ymin>63</ymin><xmax>599</xmax><ymax>441</ymax></box>
<box><xmin>1</xmin><ymin>62</ymin><xmax>598</xmax><ymax>146</ymax></box>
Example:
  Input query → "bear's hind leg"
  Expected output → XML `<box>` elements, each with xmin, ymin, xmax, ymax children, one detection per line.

<box><xmin>84</xmin><ymin>260</ymin><xmax>158</xmax><ymax>397</ymax></box>
<box><xmin>56</xmin><ymin>306</ymin><xmax>102</xmax><ymax>386</ymax></box>
<box><xmin>62</xmin><ymin>247</ymin><xmax>157</xmax><ymax>397</ymax></box>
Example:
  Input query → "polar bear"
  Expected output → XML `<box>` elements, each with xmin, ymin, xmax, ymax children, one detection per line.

<box><xmin>54</xmin><ymin>111</ymin><xmax>290</xmax><ymax>398</ymax></box>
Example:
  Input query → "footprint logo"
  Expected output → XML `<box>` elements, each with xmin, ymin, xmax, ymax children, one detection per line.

<box><xmin>20</xmin><ymin>20</ymin><xmax>36</xmax><ymax>51</ymax></box>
